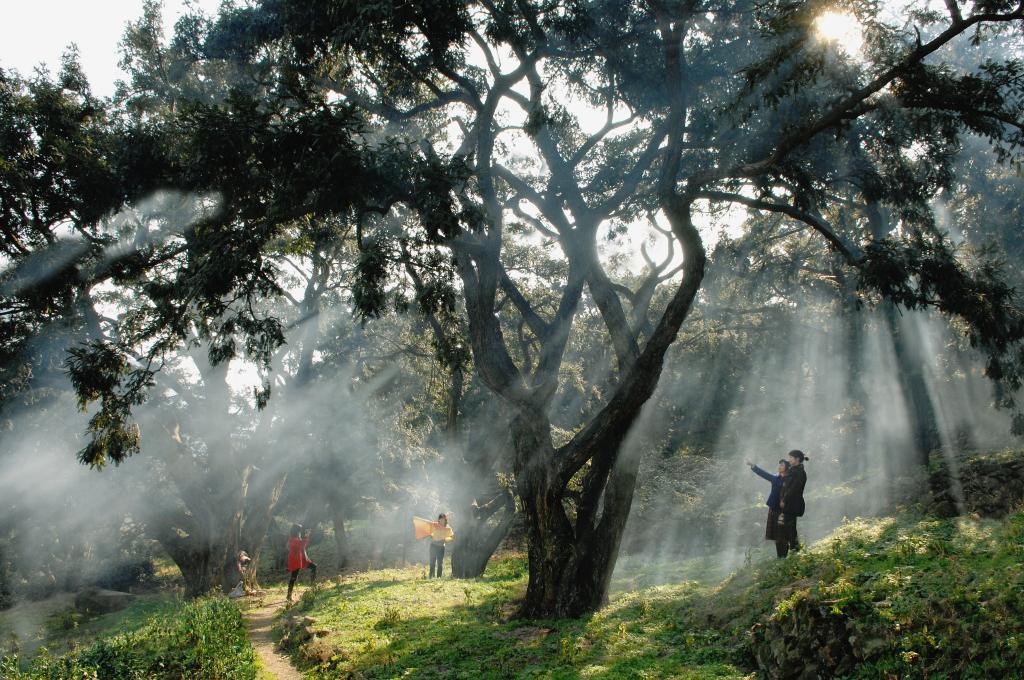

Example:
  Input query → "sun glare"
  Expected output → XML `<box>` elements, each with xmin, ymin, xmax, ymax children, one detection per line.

<box><xmin>814</xmin><ymin>11</ymin><xmax>864</xmax><ymax>57</ymax></box>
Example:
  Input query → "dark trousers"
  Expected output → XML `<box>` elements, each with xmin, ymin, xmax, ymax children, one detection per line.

<box><xmin>287</xmin><ymin>563</ymin><xmax>317</xmax><ymax>599</ymax></box>
<box><xmin>429</xmin><ymin>542</ymin><xmax>445</xmax><ymax>577</ymax></box>
<box><xmin>778</xmin><ymin>513</ymin><xmax>800</xmax><ymax>557</ymax></box>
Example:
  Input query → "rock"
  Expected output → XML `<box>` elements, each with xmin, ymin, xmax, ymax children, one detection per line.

<box><xmin>74</xmin><ymin>587</ymin><xmax>135</xmax><ymax>615</ymax></box>
<box><xmin>751</xmin><ymin>595</ymin><xmax>857</xmax><ymax>679</ymax></box>
<box><xmin>857</xmin><ymin>635</ymin><xmax>888</xmax><ymax>657</ymax></box>
<box><xmin>301</xmin><ymin>639</ymin><xmax>336</xmax><ymax>665</ymax></box>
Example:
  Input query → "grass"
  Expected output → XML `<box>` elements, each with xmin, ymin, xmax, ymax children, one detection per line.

<box><xmin>707</xmin><ymin>511</ymin><xmax>1024</xmax><ymax>678</ymax></box>
<box><xmin>0</xmin><ymin>592</ymin><xmax>173</xmax><ymax>660</ymax></box>
<box><xmin>1</xmin><ymin>596</ymin><xmax>259</xmax><ymax>679</ymax></box>
<box><xmin>277</xmin><ymin>511</ymin><xmax>1024</xmax><ymax>679</ymax></box>
<box><xmin>274</xmin><ymin>555</ymin><xmax>752</xmax><ymax>679</ymax></box>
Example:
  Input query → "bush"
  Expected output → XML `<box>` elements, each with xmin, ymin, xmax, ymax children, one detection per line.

<box><xmin>0</xmin><ymin>648</ymin><xmax>99</xmax><ymax>680</ymax></box>
<box><xmin>43</xmin><ymin>609</ymin><xmax>81</xmax><ymax>635</ymax></box>
<box><xmin>1</xmin><ymin>597</ymin><xmax>258</xmax><ymax>680</ymax></box>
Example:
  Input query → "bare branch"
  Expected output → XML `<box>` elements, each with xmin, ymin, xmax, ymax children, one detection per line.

<box><xmin>509</xmin><ymin>197</ymin><xmax>560</xmax><ymax>239</ymax></box>
<box><xmin>469</xmin><ymin>28</ymin><xmax>502</xmax><ymax>79</ymax></box>
<box><xmin>945</xmin><ymin>0</ymin><xmax>963</xmax><ymax>25</ymax></box>
<box><xmin>569</xmin><ymin>101</ymin><xmax>638</xmax><ymax>169</ymax></box>
<box><xmin>593</xmin><ymin>119</ymin><xmax>669</xmax><ymax>214</ymax></box>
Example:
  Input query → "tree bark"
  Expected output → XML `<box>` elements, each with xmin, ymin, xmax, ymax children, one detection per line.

<box><xmin>238</xmin><ymin>469</ymin><xmax>288</xmax><ymax>588</ymax></box>
<box><xmin>330</xmin><ymin>502</ymin><xmax>350</xmax><ymax>571</ymax></box>
<box><xmin>884</xmin><ymin>307</ymin><xmax>942</xmax><ymax>465</ymax></box>
<box><xmin>512</xmin><ymin>405</ymin><xmax>652</xmax><ymax>617</ymax></box>
<box><xmin>450</xmin><ymin>486</ymin><xmax>515</xmax><ymax>578</ymax></box>
<box><xmin>0</xmin><ymin>541</ymin><xmax>12</xmax><ymax>610</ymax></box>
<box><xmin>448</xmin><ymin>384</ymin><xmax>516</xmax><ymax>578</ymax></box>
<box><xmin>151</xmin><ymin>511</ymin><xmax>226</xmax><ymax>597</ymax></box>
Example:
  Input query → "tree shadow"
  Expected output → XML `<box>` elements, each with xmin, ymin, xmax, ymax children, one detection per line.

<box><xmin>284</xmin><ymin>565</ymin><xmax>749</xmax><ymax>679</ymax></box>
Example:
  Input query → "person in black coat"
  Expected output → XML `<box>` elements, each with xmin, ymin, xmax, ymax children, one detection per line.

<box><xmin>778</xmin><ymin>449</ymin><xmax>809</xmax><ymax>557</ymax></box>
<box><xmin>746</xmin><ymin>458</ymin><xmax>790</xmax><ymax>558</ymax></box>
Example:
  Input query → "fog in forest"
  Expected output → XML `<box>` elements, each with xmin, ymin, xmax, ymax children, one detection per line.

<box><xmin>615</xmin><ymin>304</ymin><xmax>1012</xmax><ymax>586</ymax></box>
<box><xmin>2</xmin><ymin>0</ymin><xmax>1022</xmax><ymax>629</ymax></box>
<box><xmin>4</xmin><ymin>197</ymin><xmax>1014</xmax><ymax>597</ymax></box>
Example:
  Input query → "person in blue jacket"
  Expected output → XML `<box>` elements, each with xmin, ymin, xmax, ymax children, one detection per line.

<box><xmin>745</xmin><ymin>457</ymin><xmax>790</xmax><ymax>558</ymax></box>
<box><xmin>779</xmin><ymin>450</ymin><xmax>809</xmax><ymax>556</ymax></box>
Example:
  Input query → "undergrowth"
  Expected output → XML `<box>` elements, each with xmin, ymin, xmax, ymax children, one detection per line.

<box><xmin>0</xmin><ymin>597</ymin><xmax>258</xmax><ymax>679</ymax></box>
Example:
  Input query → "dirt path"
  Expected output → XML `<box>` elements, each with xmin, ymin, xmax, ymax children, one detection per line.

<box><xmin>244</xmin><ymin>598</ymin><xmax>303</xmax><ymax>680</ymax></box>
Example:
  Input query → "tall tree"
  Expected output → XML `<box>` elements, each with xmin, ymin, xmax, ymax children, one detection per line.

<box><xmin>8</xmin><ymin>1</ymin><xmax>1024</xmax><ymax>618</ymax></box>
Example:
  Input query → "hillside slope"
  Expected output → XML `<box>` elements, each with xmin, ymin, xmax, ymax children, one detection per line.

<box><xmin>277</xmin><ymin>510</ymin><xmax>1024</xmax><ymax>679</ymax></box>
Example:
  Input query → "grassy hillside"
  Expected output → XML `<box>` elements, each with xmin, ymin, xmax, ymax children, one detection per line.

<box><xmin>276</xmin><ymin>511</ymin><xmax>1024</xmax><ymax>679</ymax></box>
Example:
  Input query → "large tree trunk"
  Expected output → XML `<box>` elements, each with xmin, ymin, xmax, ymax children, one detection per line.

<box><xmin>147</xmin><ymin>458</ymin><xmax>239</xmax><ymax>597</ymax></box>
<box><xmin>513</xmin><ymin>409</ymin><xmax>645</xmax><ymax>617</ymax></box>
<box><xmin>450</xmin><ymin>486</ymin><xmax>515</xmax><ymax>578</ymax></box>
<box><xmin>866</xmin><ymin>202</ymin><xmax>941</xmax><ymax>466</ymax></box>
<box><xmin>449</xmin><ymin>388</ymin><xmax>516</xmax><ymax>578</ymax></box>
<box><xmin>177</xmin><ymin>547</ymin><xmax>225</xmax><ymax>597</ymax></box>
<box><xmin>152</xmin><ymin>511</ymin><xmax>229</xmax><ymax>597</ymax></box>
<box><xmin>238</xmin><ymin>470</ymin><xmax>288</xmax><ymax>588</ymax></box>
<box><xmin>330</xmin><ymin>502</ymin><xmax>350</xmax><ymax>571</ymax></box>
<box><xmin>453</xmin><ymin>200</ymin><xmax>705</xmax><ymax>616</ymax></box>
<box><xmin>885</xmin><ymin>308</ymin><xmax>942</xmax><ymax>466</ymax></box>
<box><xmin>0</xmin><ymin>542</ymin><xmax>12</xmax><ymax>610</ymax></box>
<box><xmin>841</xmin><ymin>284</ymin><xmax>869</xmax><ymax>480</ymax></box>
<box><xmin>440</xmin><ymin>19</ymin><xmax>705</xmax><ymax>617</ymax></box>
<box><xmin>149</xmin><ymin>443</ymin><xmax>284</xmax><ymax>596</ymax></box>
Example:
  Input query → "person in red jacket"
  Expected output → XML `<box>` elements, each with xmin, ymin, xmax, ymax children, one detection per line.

<box><xmin>286</xmin><ymin>524</ymin><xmax>317</xmax><ymax>602</ymax></box>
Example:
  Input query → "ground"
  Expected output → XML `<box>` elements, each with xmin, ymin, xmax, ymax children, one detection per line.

<box><xmin>243</xmin><ymin>596</ymin><xmax>304</xmax><ymax>680</ymax></box>
<box><xmin>3</xmin><ymin>507</ymin><xmax>1023</xmax><ymax>678</ymax></box>
<box><xmin>271</xmin><ymin>512</ymin><xmax>1024</xmax><ymax>679</ymax></box>
<box><xmin>0</xmin><ymin>591</ymin><xmax>171</xmax><ymax>659</ymax></box>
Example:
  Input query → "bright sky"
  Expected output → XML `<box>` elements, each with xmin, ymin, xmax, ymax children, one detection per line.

<box><xmin>814</xmin><ymin>11</ymin><xmax>865</xmax><ymax>58</ymax></box>
<box><xmin>0</xmin><ymin>0</ymin><xmax>221</xmax><ymax>97</ymax></box>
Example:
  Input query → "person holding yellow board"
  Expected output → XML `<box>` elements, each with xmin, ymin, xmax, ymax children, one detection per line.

<box><xmin>413</xmin><ymin>514</ymin><xmax>454</xmax><ymax>577</ymax></box>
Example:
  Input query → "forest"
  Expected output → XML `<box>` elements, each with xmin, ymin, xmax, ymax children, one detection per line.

<box><xmin>1</xmin><ymin>0</ymin><xmax>1024</xmax><ymax>678</ymax></box>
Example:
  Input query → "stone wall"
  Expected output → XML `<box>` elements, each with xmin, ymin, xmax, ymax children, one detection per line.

<box><xmin>926</xmin><ymin>452</ymin><xmax>1024</xmax><ymax>518</ymax></box>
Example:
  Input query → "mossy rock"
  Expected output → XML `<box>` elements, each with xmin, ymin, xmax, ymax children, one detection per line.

<box><xmin>751</xmin><ymin>592</ymin><xmax>865</xmax><ymax>679</ymax></box>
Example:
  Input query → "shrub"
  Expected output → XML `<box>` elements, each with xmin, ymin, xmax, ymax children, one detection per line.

<box><xmin>0</xmin><ymin>648</ymin><xmax>99</xmax><ymax>680</ymax></box>
<box><xmin>2</xmin><ymin>597</ymin><xmax>258</xmax><ymax>680</ymax></box>
<box><xmin>43</xmin><ymin>609</ymin><xmax>81</xmax><ymax>635</ymax></box>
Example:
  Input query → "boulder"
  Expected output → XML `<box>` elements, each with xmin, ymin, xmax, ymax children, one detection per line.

<box><xmin>74</xmin><ymin>587</ymin><xmax>135</xmax><ymax>615</ymax></box>
<box><xmin>751</xmin><ymin>593</ymin><xmax>861</xmax><ymax>679</ymax></box>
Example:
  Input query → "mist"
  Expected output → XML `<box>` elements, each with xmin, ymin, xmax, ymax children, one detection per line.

<box><xmin>3</xmin><ymin>6</ymin><xmax>1024</xmax><ymax>670</ymax></box>
<box><xmin>614</xmin><ymin>297</ymin><xmax>1013</xmax><ymax>586</ymax></box>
